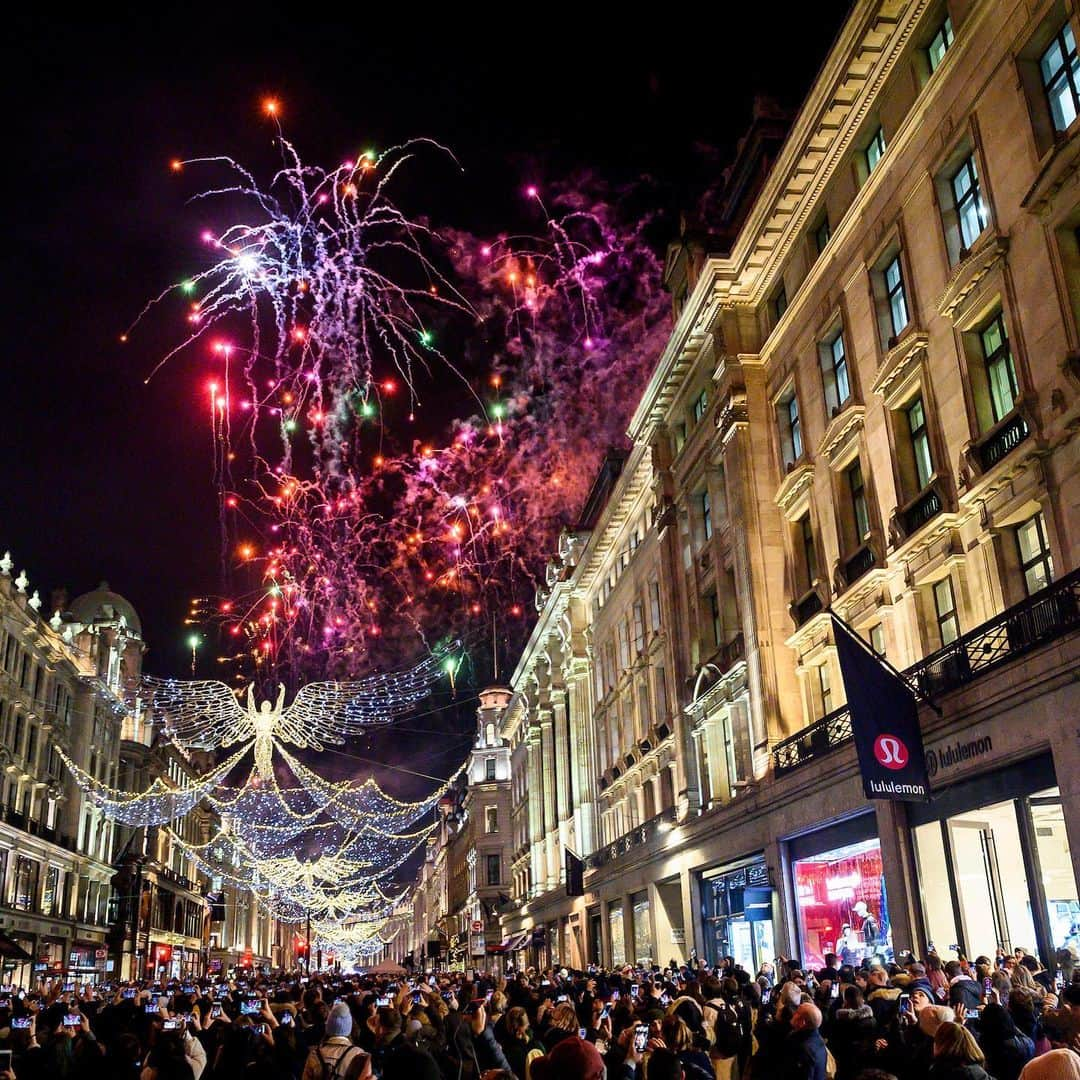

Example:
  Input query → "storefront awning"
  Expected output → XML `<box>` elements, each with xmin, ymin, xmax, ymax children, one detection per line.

<box><xmin>504</xmin><ymin>931</ymin><xmax>530</xmax><ymax>952</ymax></box>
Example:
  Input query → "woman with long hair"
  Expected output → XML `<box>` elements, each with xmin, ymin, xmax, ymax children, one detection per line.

<box><xmin>929</xmin><ymin>1021</ymin><xmax>993</xmax><ymax>1080</ymax></box>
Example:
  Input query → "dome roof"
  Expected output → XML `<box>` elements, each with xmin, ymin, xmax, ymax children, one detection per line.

<box><xmin>69</xmin><ymin>581</ymin><xmax>142</xmax><ymax>635</ymax></box>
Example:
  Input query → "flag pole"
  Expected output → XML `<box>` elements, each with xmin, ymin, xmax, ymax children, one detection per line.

<box><xmin>829</xmin><ymin>611</ymin><xmax>943</xmax><ymax>717</ymax></box>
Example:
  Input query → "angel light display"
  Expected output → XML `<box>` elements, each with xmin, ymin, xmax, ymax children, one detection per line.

<box><xmin>141</xmin><ymin>647</ymin><xmax>450</xmax><ymax>776</ymax></box>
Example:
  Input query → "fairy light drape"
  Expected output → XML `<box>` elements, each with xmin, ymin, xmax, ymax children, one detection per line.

<box><xmin>56</xmin><ymin>654</ymin><xmax>464</xmax><ymax>955</ymax></box>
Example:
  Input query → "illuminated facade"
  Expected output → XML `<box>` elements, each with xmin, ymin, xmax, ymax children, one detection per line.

<box><xmin>0</xmin><ymin>556</ymin><xmax>292</xmax><ymax>984</ymax></box>
<box><xmin>498</xmin><ymin>0</ymin><xmax>1080</xmax><ymax>974</ymax></box>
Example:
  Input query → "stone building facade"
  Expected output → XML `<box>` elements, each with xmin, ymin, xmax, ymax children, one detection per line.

<box><xmin>497</xmin><ymin>0</ymin><xmax>1080</xmax><ymax>976</ymax></box>
<box><xmin>0</xmin><ymin>555</ymin><xmax>291</xmax><ymax>984</ymax></box>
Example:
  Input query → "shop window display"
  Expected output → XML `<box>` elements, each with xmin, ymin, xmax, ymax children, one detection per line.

<box><xmin>1031</xmin><ymin>792</ymin><xmax>1080</xmax><ymax>954</ymax></box>
<box><xmin>632</xmin><ymin>891</ymin><xmax>653</xmax><ymax>965</ymax></box>
<box><xmin>793</xmin><ymin>837</ymin><xmax>892</xmax><ymax>969</ymax></box>
<box><xmin>609</xmin><ymin>905</ymin><xmax>626</xmax><ymax>968</ymax></box>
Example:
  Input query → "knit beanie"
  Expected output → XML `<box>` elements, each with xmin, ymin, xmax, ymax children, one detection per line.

<box><xmin>325</xmin><ymin>1001</ymin><xmax>353</xmax><ymax>1038</ymax></box>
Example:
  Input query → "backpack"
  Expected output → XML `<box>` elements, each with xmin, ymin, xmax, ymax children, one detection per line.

<box><xmin>318</xmin><ymin>1044</ymin><xmax>363</xmax><ymax>1080</ymax></box>
<box><xmin>702</xmin><ymin>1000</ymin><xmax>742</xmax><ymax>1058</ymax></box>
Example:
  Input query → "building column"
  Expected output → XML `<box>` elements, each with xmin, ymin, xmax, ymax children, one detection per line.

<box><xmin>552</xmin><ymin>688</ymin><xmax>572</xmax><ymax>879</ymax></box>
<box><xmin>540</xmin><ymin>715</ymin><xmax>558</xmax><ymax>892</ymax></box>
<box><xmin>1051</xmin><ymin>722</ymin><xmax>1080</xmax><ymax>902</ymax></box>
<box><xmin>568</xmin><ymin>666</ymin><xmax>597</xmax><ymax>856</ymax></box>
<box><xmin>873</xmin><ymin>799</ymin><xmax>921</xmax><ymax>958</ymax></box>
<box><xmin>527</xmin><ymin>731</ymin><xmax>544</xmax><ymax>898</ymax></box>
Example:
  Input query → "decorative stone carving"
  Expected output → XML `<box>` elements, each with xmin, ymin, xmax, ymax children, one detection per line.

<box><xmin>14</xmin><ymin>570</ymin><xmax>28</xmax><ymax>594</ymax></box>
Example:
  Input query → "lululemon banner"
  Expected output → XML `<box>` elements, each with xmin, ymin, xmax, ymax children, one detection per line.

<box><xmin>832</xmin><ymin>615</ymin><xmax>930</xmax><ymax>802</ymax></box>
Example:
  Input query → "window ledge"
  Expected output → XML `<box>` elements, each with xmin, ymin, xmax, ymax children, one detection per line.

<box><xmin>818</xmin><ymin>403</ymin><xmax>866</xmax><ymax>467</ymax></box>
<box><xmin>1022</xmin><ymin>124</ymin><xmax>1080</xmax><ymax>218</ymax></box>
<box><xmin>936</xmin><ymin>233</ymin><xmax>1010</xmax><ymax>321</ymax></box>
<box><xmin>871</xmin><ymin>331</ymin><xmax>929</xmax><ymax>409</ymax></box>
<box><xmin>774</xmin><ymin>459</ymin><xmax>815</xmax><ymax>520</ymax></box>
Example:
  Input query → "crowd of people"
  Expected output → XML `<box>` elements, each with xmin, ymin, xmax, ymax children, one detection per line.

<box><xmin>0</xmin><ymin>947</ymin><xmax>1077</xmax><ymax>1080</ymax></box>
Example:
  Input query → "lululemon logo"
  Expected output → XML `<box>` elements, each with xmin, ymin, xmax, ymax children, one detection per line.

<box><xmin>873</xmin><ymin>734</ymin><xmax>909</xmax><ymax>770</ymax></box>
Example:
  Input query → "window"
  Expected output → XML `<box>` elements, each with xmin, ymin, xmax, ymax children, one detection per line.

<box><xmin>820</xmin><ymin>331</ymin><xmax>851</xmax><ymax>415</ymax></box>
<box><xmin>951</xmin><ymin>155</ymin><xmax>987</xmax><ymax>252</ymax></box>
<box><xmin>638</xmin><ymin>674</ymin><xmax>652</xmax><ymax>732</ymax></box>
<box><xmin>692</xmin><ymin>388</ymin><xmax>709</xmax><ymax>424</ymax></box>
<box><xmin>485</xmin><ymin>758</ymin><xmax>496</xmax><ymax>782</ymax></box>
<box><xmin>907</xmin><ymin>396</ymin><xmax>934</xmax><ymax>490</ymax></box>
<box><xmin>618</xmin><ymin>620</ymin><xmax>631</xmax><ymax>669</ymax></box>
<box><xmin>1017</xmin><ymin>512</ymin><xmax>1054</xmax><ymax>595</ymax></box>
<box><xmin>848</xmin><ymin>461</ymin><xmax>871</xmax><ymax>542</ymax></box>
<box><xmin>43</xmin><ymin>866</ymin><xmax>62</xmax><ymax>917</ymax></box>
<box><xmin>814</xmin><ymin>215</ymin><xmax>831</xmax><ymax>255</ymax></box>
<box><xmin>648</xmin><ymin>580</ymin><xmax>662</xmax><ymax>631</ymax></box>
<box><xmin>1040</xmin><ymin>21</ymin><xmax>1079</xmax><ymax>132</ymax></box>
<box><xmin>486</xmin><ymin>854</ymin><xmax>501</xmax><ymax>886</ymax></box>
<box><xmin>485</xmin><ymin>806</ymin><xmax>499</xmax><ymax>834</ymax></box>
<box><xmin>773</xmin><ymin>283</ymin><xmax>789</xmax><ymax>322</ymax></box>
<box><xmin>655</xmin><ymin>667</ymin><xmax>668</xmax><ymax>719</ymax></box>
<box><xmin>673</xmin><ymin>422</ymin><xmax>687</xmax><ymax>456</ymax></box>
<box><xmin>884</xmin><ymin>255</ymin><xmax>909</xmax><ymax>338</ymax></box>
<box><xmin>709</xmin><ymin>592</ymin><xmax>722</xmax><ymax>648</ymax></box>
<box><xmin>632</xmin><ymin>601</ymin><xmax>645</xmax><ymax>652</ymax></box>
<box><xmin>933</xmin><ymin>577</ymin><xmax>960</xmax><ymax>645</ymax></box>
<box><xmin>869</xmin><ymin>623</ymin><xmax>886</xmax><ymax>657</ymax></box>
<box><xmin>927</xmin><ymin>15</ymin><xmax>954</xmax><ymax>72</ymax></box>
<box><xmin>12</xmin><ymin>855</ymin><xmax>39</xmax><ymax>911</ymax></box>
<box><xmin>701</xmin><ymin>490</ymin><xmax>713</xmax><ymax>540</ymax></box>
<box><xmin>978</xmin><ymin>313</ymin><xmax>1019</xmax><ymax>425</ymax></box>
<box><xmin>778</xmin><ymin>390</ymin><xmax>803</xmax><ymax>468</ymax></box>
<box><xmin>818</xmin><ymin>664</ymin><xmax>833</xmax><ymax>716</ymax></box>
<box><xmin>799</xmin><ymin>513</ymin><xmax>818</xmax><ymax>586</ymax></box>
<box><xmin>865</xmin><ymin>126</ymin><xmax>886</xmax><ymax>174</ymax></box>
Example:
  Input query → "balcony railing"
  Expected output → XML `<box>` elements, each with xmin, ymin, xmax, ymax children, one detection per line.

<box><xmin>722</xmin><ymin>632</ymin><xmax>746</xmax><ymax>667</ymax></box>
<box><xmin>844</xmin><ymin>544</ymin><xmax>876</xmax><ymax>585</ymax></box>
<box><xmin>901</xmin><ymin>485</ymin><xmax>943</xmax><ymax>536</ymax></box>
<box><xmin>772</xmin><ymin>567</ymin><xmax>1080</xmax><ymax>776</ymax></box>
<box><xmin>586</xmin><ymin>805</ymin><xmax>678</xmax><ymax>870</ymax></box>
<box><xmin>792</xmin><ymin>589</ymin><xmax>824</xmax><ymax>627</ymax></box>
<box><xmin>773</xmin><ymin>706</ymin><xmax>854</xmax><ymax>774</ymax></box>
<box><xmin>0</xmin><ymin>805</ymin><xmax>77</xmax><ymax>851</ymax></box>
<box><xmin>975</xmin><ymin>412</ymin><xmax>1030</xmax><ymax>472</ymax></box>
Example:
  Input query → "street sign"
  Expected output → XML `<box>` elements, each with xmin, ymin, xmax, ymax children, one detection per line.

<box><xmin>471</xmin><ymin>921</ymin><xmax>483</xmax><ymax>932</ymax></box>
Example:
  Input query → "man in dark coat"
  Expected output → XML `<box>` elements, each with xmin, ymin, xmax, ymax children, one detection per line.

<box><xmin>777</xmin><ymin>1003</ymin><xmax>828</xmax><ymax>1080</ymax></box>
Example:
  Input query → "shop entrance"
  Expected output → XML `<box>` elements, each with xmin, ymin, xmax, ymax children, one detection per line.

<box><xmin>946</xmin><ymin>805</ymin><xmax>1032</xmax><ymax>958</ymax></box>
<box><xmin>588</xmin><ymin>909</ymin><xmax>603</xmax><ymax>967</ymax></box>
<box><xmin>911</xmin><ymin>754</ymin><xmax>1078</xmax><ymax>966</ymax></box>
<box><xmin>699</xmin><ymin>859</ymin><xmax>775</xmax><ymax>974</ymax></box>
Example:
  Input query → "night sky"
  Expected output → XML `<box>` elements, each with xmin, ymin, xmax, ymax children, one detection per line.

<box><xmin>2</xmin><ymin>10</ymin><xmax>851</xmax><ymax>800</ymax></box>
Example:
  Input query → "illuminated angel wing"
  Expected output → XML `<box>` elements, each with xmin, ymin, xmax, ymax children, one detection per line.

<box><xmin>141</xmin><ymin>675</ymin><xmax>253</xmax><ymax>749</ymax></box>
<box><xmin>277</xmin><ymin>651</ymin><xmax>446</xmax><ymax>749</ymax></box>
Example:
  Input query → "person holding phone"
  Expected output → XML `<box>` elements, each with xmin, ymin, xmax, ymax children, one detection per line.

<box><xmin>503</xmin><ymin>1006</ymin><xmax>546</xmax><ymax>1080</ymax></box>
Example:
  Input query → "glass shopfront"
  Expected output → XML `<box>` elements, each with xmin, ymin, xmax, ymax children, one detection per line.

<box><xmin>788</xmin><ymin>814</ymin><xmax>893</xmax><ymax>970</ymax></box>
<box><xmin>700</xmin><ymin>858</ymin><xmax>775</xmax><ymax>973</ymax></box>
<box><xmin>609</xmin><ymin>905</ymin><xmax>626</xmax><ymax>968</ymax></box>
<box><xmin>631</xmin><ymin>891</ymin><xmax>653</xmax><ymax>966</ymax></box>
<box><xmin>911</xmin><ymin>754</ymin><xmax>1078</xmax><ymax>964</ymax></box>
